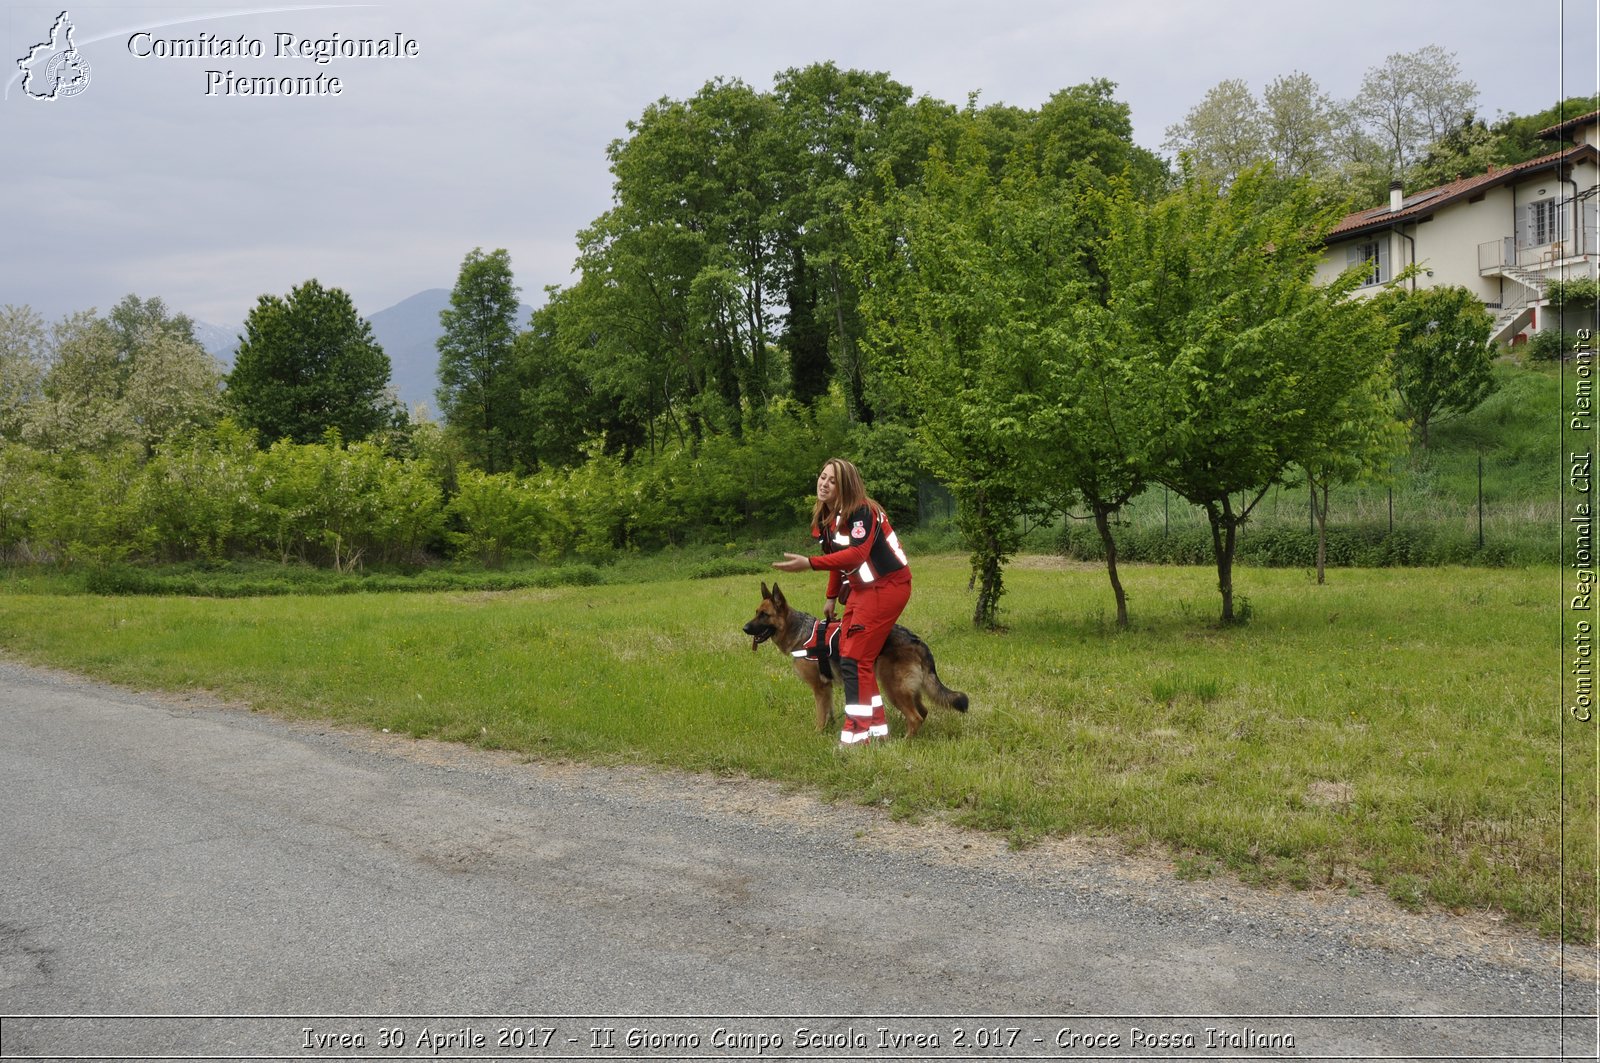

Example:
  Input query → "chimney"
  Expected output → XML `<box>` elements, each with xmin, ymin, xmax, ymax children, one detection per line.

<box><xmin>1389</xmin><ymin>179</ymin><xmax>1404</xmax><ymax>212</ymax></box>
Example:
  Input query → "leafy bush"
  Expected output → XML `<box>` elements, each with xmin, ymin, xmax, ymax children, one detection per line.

<box><xmin>1544</xmin><ymin>277</ymin><xmax>1600</xmax><ymax>308</ymax></box>
<box><xmin>846</xmin><ymin>417</ymin><xmax>926</xmax><ymax>526</ymax></box>
<box><xmin>136</xmin><ymin>420</ymin><xmax>261</xmax><ymax>562</ymax></box>
<box><xmin>253</xmin><ymin>435</ymin><xmax>443</xmax><ymax>570</ymax></box>
<box><xmin>445</xmin><ymin>468</ymin><xmax>542</xmax><ymax>566</ymax></box>
<box><xmin>1526</xmin><ymin>329</ymin><xmax>1564</xmax><ymax>363</ymax></box>
<box><xmin>0</xmin><ymin>444</ymin><xmax>52</xmax><ymax>562</ymax></box>
<box><xmin>690</xmin><ymin>557</ymin><xmax>769</xmax><ymax>580</ymax></box>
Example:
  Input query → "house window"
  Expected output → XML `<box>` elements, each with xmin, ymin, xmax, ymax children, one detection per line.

<box><xmin>1347</xmin><ymin>239</ymin><xmax>1387</xmax><ymax>286</ymax></box>
<box><xmin>1522</xmin><ymin>197</ymin><xmax>1569</xmax><ymax>248</ymax></box>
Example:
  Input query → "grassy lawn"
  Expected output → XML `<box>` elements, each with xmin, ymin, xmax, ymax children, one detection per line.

<box><xmin>0</xmin><ymin>556</ymin><xmax>1587</xmax><ymax>942</ymax></box>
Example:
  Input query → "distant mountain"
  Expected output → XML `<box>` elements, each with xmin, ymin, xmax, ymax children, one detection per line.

<box><xmin>366</xmin><ymin>289</ymin><xmax>537</xmax><ymax>417</ymax></box>
<box><xmin>193</xmin><ymin>320</ymin><xmax>241</xmax><ymax>364</ymax></box>
<box><xmin>365</xmin><ymin>289</ymin><xmax>450</xmax><ymax>416</ymax></box>
<box><xmin>194</xmin><ymin>289</ymin><xmax>535</xmax><ymax>416</ymax></box>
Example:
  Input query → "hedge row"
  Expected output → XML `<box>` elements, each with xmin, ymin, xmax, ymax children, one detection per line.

<box><xmin>0</xmin><ymin>402</ymin><xmax>877</xmax><ymax>569</ymax></box>
<box><xmin>1055</xmin><ymin>518</ymin><xmax>1552</xmax><ymax>568</ymax></box>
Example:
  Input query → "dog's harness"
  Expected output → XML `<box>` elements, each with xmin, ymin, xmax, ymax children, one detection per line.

<box><xmin>792</xmin><ymin>616</ymin><xmax>843</xmax><ymax>681</ymax></box>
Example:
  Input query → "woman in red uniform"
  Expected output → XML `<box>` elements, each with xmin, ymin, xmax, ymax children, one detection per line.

<box><xmin>773</xmin><ymin>458</ymin><xmax>911</xmax><ymax>746</ymax></box>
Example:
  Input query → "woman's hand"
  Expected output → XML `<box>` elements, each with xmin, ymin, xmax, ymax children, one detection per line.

<box><xmin>771</xmin><ymin>552</ymin><xmax>812</xmax><ymax>573</ymax></box>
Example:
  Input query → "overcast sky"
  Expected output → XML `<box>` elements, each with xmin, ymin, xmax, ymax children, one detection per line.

<box><xmin>4</xmin><ymin>0</ymin><xmax>1598</xmax><ymax>327</ymax></box>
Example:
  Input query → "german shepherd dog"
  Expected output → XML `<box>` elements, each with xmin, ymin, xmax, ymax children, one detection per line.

<box><xmin>743</xmin><ymin>582</ymin><xmax>969</xmax><ymax>738</ymax></box>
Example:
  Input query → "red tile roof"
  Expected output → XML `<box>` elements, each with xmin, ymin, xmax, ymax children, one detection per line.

<box><xmin>1325</xmin><ymin>143</ymin><xmax>1597</xmax><ymax>241</ymax></box>
<box><xmin>1539</xmin><ymin>108</ymin><xmax>1600</xmax><ymax>140</ymax></box>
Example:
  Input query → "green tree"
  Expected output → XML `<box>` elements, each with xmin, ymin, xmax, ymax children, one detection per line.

<box><xmin>560</xmin><ymin>63</ymin><xmax>957</xmax><ymax>447</ymax></box>
<box><xmin>593</xmin><ymin>77</ymin><xmax>786</xmax><ymax>440</ymax></box>
<box><xmin>1162</xmin><ymin>79</ymin><xmax>1266</xmax><ymax>187</ymax></box>
<box><xmin>972</xmin><ymin>85</ymin><xmax>1165</xmax><ymax>626</ymax></box>
<box><xmin>769</xmin><ymin>62</ymin><xmax>932</xmax><ymax>418</ymax></box>
<box><xmin>1261</xmin><ymin>72</ymin><xmax>1338</xmax><ymax>181</ymax></box>
<box><xmin>0</xmin><ymin>304</ymin><xmax>47</xmax><ymax>441</ymax></box>
<box><xmin>1299</xmin><ymin>367</ymin><xmax>1407</xmax><ymax>584</ymax></box>
<box><xmin>1491</xmin><ymin>95</ymin><xmax>1600</xmax><ymax>164</ymax></box>
<box><xmin>855</xmin><ymin>82</ymin><xmax>1168</xmax><ymax>627</ymax></box>
<box><xmin>107</xmin><ymin>293</ymin><xmax>196</xmax><ymax>360</ymax></box>
<box><xmin>104</xmin><ymin>295</ymin><xmax>221</xmax><ymax>452</ymax></box>
<box><xmin>227</xmin><ymin>280</ymin><xmax>395</xmax><ymax>445</ymax></box>
<box><xmin>437</xmin><ymin>247</ymin><xmax>523</xmax><ymax>473</ymax></box>
<box><xmin>1377</xmin><ymin>285</ymin><xmax>1497</xmax><ymax>447</ymax></box>
<box><xmin>561</xmin><ymin>210</ymin><xmax>693</xmax><ymax>455</ymax></box>
<box><xmin>19</xmin><ymin>311</ymin><xmax>130</xmax><ymax>453</ymax></box>
<box><xmin>1026</xmin><ymin>79</ymin><xmax>1169</xmax><ymax>193</ymax></box>
<box><xmin>557</xmin><ymin>80</ymin><xmax>767</xmax><ymax>449</ymax></box>
<box><xmin>1033</xmin><ymin>308</ymin><xmax>1153</xmax><ymax>627</ymax></box>
<box><xmin>1407</xmin><ymin>113</ymin><xmax>1499</xmax><ymax>189</ymax></box>
<box><xmin>507</xmin><ymin>291</ymin><xmax>600</xmax><ymax>470</ymax></box>
<box><xmin>1348</xmin><ymin>46</ymin><xmax>1478</xmax><ymax>179</ymax></box>
<box><xmin>1101</xmin><ymin>167</ymin><xmax>1395</xmax><ymax>622</ymax></box>
<box><xmin>17</xmin><ymin>298</ymin><xmax>222</xmax><ymax>455</ymax></box>
<box><xmin>854</xmin><ymin>133</ymin><xmax>1023</xmax><ymax>627</ymax></box>
<box><xmin>123</xmin><ymin>330</ymin><xmax>225</xmax><ymax>450</ymax></box>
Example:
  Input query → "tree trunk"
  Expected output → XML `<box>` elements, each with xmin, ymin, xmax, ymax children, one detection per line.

<box><xmin>827</xmin><ymin>262</ymin><xmax>869</xmax><ymax>424</ymax></box>
<box><xmin>746</xmin><ymin>272</ymin><xmax>768</xmax><ymax>412</ymax></box>
<box><xmin>972</xmin><ymin>536</ymin><xmax>1003</xmax><ymax>629</ymax></box>
<box><xmin>785</xmin><ymin>255</ymin><xmax>831</xmax><ymax>407</ymax></box>
<box><xmin>1092</xmin><ymin>502</ymin><xmax>1129</xmax><ymax>627</ymax></box>
<box><xmin>963</xmin><ymin>488</ymin><xmax>1005</xmax><ymax>629</ymax></box>
<box><xmin>1205</xmin><ymin>499</ymin><xmax>1239</xmax><ymax>624</ymax></box>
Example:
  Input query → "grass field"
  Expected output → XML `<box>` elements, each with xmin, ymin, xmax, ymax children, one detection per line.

<box><xmin>0</xmin><ymin>556</ymin><xmax>1589</xmax><ymax>942</ymax></box>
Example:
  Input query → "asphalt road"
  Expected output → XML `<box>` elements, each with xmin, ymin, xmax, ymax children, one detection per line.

<box><xmin>0</xmin><ymin>657</ymin><xmax>1594</xmax><ymax>1062</ymax></box>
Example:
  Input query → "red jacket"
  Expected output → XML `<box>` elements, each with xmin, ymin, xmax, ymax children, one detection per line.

<box><xmin>809</xmin><ymin>504</ymin><xmax>910</xmax><ymax>599</ymax></box>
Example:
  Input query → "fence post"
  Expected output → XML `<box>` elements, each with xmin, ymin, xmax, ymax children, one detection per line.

<box><xmin>1477</xmin><ymin>451</ymin><xmax>1484</xmax><ymax>550</ymax></box>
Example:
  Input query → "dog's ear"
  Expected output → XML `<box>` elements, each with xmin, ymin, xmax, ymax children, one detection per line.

<box><xmin>760</xmin><ymin>580</ymin><xmax>770</xmax><ymax>600</ymax></box>
<box><xmin>771</xmin><ymin>583</ymin><xmax>786</xmax><ymax>607</ymax></box>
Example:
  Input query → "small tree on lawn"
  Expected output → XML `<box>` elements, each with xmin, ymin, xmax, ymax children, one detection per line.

<box><xmin>851</xmin><ymin>133</ymin><xmax>1049</xmax><ymax>629</ymax></box>
<box><xmin>1300</xmin><ymin>364</ymin><xmax>1407</xmax><ymax>583</ymax></box>
<box><xmin>1098</xmin><ymin>166</ymin><xmax>1394</xmax><ymax>623</ymax></box>
<box><xmin>1377</xmin><ymin>284</ymin><xmax>1496</xmax><ymax>447</ymax></box>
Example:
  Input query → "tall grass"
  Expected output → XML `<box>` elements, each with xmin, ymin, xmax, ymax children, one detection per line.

<box><xmin>0</xmin><ymin>557</ymin><xmax>1586</xmax><ymax>942</ymax></box>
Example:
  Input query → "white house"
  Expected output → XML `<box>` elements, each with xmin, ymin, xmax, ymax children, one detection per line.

<box><xmin>1316</xmin><ymin>110</ymin><xmax>1600</xmax><ymax>344</ymax></box>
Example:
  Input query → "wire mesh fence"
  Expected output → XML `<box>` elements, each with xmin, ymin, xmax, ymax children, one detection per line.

<box><xmin>914</xmin><ymin>450</ymin><xmax>1559</xmax><ymax>568</ymax></box>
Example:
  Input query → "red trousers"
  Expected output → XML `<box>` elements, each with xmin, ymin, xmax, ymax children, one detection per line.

<box><xmin>837</xmin><ymin>574</ymin><xmax>911</xmax><ymax>744</ymax></box>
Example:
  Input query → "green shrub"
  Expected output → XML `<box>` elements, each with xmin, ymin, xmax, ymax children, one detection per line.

<box><xmin>136</xmin><ymin>420</ymin><xmax>262</xmax><ymax>562</ymax></box>
<box><xmin>254</xmin><ymin>436</ymin><xmax>443</xmax><ymax>570</ymax></box>
<box><xmin>1526</xmin><ymin>329</ymin><xmax>1564</xmax><ymax>362</ymax></box>
<box><xmin>690</xmin><ymin>557</ymin><xmax>769</xmax><ymax>580</ymax></box>
<box><xmin>445</xmin><ymin>468</ymin><xmax>542</xmax><ymax>566</ymax></box>
<box><xmin>0</xmin><ymin>444</ymin><xmax>52</xmax><ymax>562</ymax></box>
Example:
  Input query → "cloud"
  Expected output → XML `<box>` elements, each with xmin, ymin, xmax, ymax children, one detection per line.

<box><xmin>3</xmin><ymin>0</ymin><xmax>1595</xmax><ymax>325</ymax></box>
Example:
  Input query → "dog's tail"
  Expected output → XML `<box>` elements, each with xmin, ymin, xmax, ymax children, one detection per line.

<box><xmin>908</xmin><ymin>631</ymin><xmax>969</xmax><ymax>713</ymax></box>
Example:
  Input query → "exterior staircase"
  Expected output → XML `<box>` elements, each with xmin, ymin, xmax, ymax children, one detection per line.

<box><xmin>1488</xmin><ymin>263</ymin><xmax>1549</xmax><ymax>345</ymax></box>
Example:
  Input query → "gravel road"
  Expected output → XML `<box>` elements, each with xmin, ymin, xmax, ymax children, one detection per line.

<box><xmin>0</xmin><ymin>657</ymin><xmax>1594</xmax><ymax>1061</ymax></box>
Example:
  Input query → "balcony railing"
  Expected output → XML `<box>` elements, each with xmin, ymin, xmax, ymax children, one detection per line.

<box><xmin>1480</xmin><ymin>226</ymin><xmax>1597</xmax><ymax>273</ymax></box>
<box><xmin>1478</xmin><ymin>237</ymin><xmax>1516</xmax><ymax>273</ymax></box>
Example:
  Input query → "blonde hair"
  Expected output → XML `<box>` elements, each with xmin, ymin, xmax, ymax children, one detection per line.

<box><xmin>811</xmin><ymin>457</ymin><xmax>884</xmax><ymax>533</ymax></box>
